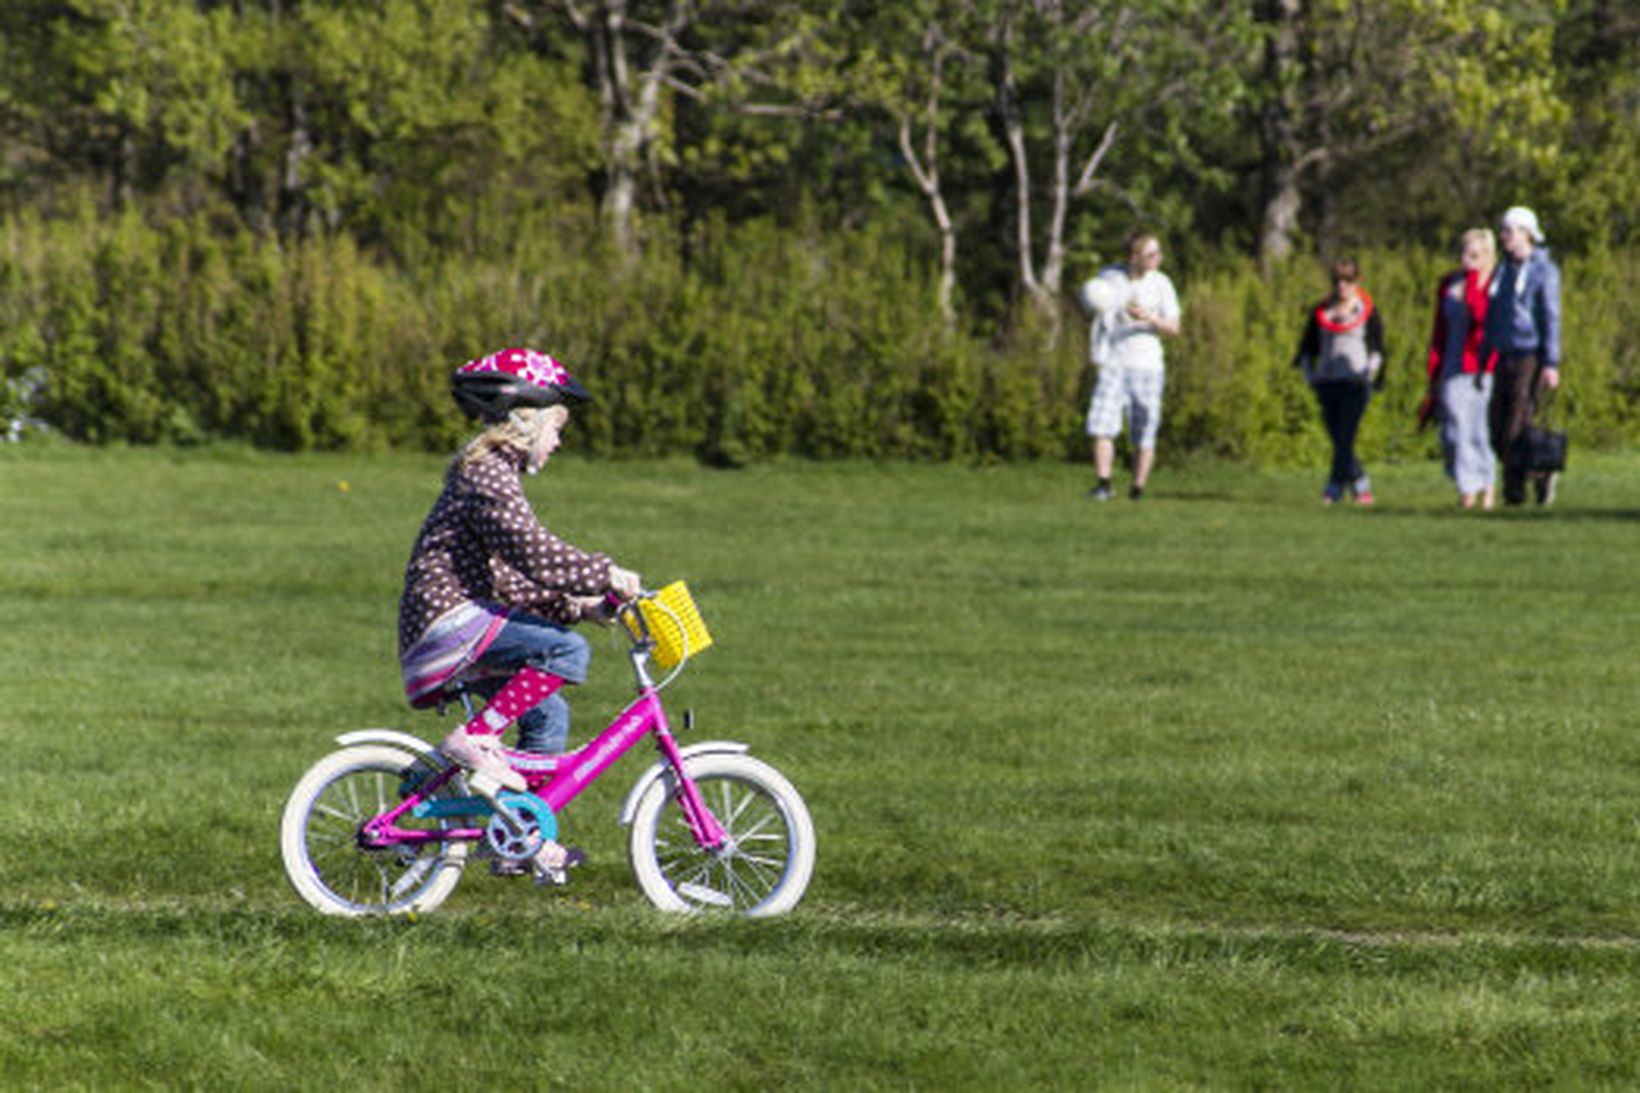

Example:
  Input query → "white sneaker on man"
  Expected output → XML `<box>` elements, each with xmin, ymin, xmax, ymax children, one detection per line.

<box><xmin>439</xmin><ymin>728</ymin><xmax>526</xmax><ymax>793</ymax></box>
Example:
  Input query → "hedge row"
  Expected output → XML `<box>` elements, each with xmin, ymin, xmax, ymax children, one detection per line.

<box><xmin>2</xmin><ymin>204</ymin><xmax>1635</xmax><ymax>464</ymax></box>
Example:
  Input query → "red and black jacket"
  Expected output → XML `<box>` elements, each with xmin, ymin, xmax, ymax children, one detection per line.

<box><xmin>1425</xmin><ymin>269</ymin><xmax>1497</xmax><ymax>379</ymax></box>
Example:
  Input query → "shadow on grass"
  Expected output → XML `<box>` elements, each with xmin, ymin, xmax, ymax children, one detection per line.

<box><xmin>1357</xmin><ymin>504</ymin><xmax>1640</xmax><ymax>523</ymax></box>
<box><xmin>12</xmin><ymin>899</ymin><xmax>1640</xmax><ymax>979</ymax></box>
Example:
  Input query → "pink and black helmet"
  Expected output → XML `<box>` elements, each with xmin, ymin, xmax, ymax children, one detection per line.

<box><xmin>451</xmin><ymin>347</ymin><xmax>593</xmax><ymax>422</ymax></box>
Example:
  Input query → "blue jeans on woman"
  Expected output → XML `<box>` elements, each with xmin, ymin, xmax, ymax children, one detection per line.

<box><xmin>1314</xmin><ymin>380</ymin><xmax>1372</xmax><ymax>496</ymax></box>
<box><xmin>469</xmin><ymin>612</ymin><xmax>590</xmax><ymax>754</ymax></box>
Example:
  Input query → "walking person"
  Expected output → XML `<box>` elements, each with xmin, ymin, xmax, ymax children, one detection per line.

<box><xmin>1294</xmin><ymin>257</ymin><xmax>1386</xmax><ymax>505</ymax></box>
<box><xmin>1480</xmin><ymin>205</ymin><xmax>1563</xmax><ymax>506</ymax></box>
<box><xmin>1081</xmin><ymin>231</ymin><xmax>1181</xmax><ymax>501</ymax></box>
<box><xmin>1424</xmin><ymin>229</ymin><xmax>1499</xmax><ymax>509</ymax></box>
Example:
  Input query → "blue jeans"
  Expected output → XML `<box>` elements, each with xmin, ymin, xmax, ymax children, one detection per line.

<box><xmin>469</xmin><ymin>613</ymin><xmax>590</xmax><ymax>754</ymax></box>
<box><xmin>1314</xmin><ymin>380</ymin><xmax>1371</xmax><ymax>492</ymax></box>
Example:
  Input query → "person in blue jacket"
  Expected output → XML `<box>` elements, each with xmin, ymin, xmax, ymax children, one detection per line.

<box><xmin>1480</xmin><ymin>206</ymin><xmax>1562</xmax><ymax>506</ymax></box>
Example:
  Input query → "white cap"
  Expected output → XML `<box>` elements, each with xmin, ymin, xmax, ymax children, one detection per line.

<box><xmin>1500</xmin><ymin>205</ymin><xmax>1545</xmax><ymax>244</ymax></box>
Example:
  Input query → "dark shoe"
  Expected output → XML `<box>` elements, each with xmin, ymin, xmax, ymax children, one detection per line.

<box><xmin>532</xmin><ymin>842</ymin><xmax>587</xmax><ymax>887</ymax></box>
<box><xmin>1535</xmin><ymin>472</ymin><xmax>1558</xmax><ymax>506</ymax></box>
<box><xmin>1087</xmin><ymin>483</ymin><xmax>1113</xmax><ymax>502</ymax></box>
<box><xmin>1128</xmin><ymin>485</ymin><xmax>1145</xmax><ymax>501</ymax></box>
<box><xmin>491</xmin><ymin>843</ymin><xmax>585</xmax><ymax>881</ymax></box>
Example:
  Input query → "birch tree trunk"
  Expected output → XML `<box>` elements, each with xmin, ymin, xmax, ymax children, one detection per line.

<box><xmin>1256</xmin><ymin>0</ymin><xmax>1303</xmax><ymax>265</ymax></box>
<box><xmin>895</xmin><ymin>21</ymin><xmax>965</xmax><ymax>326</ymax></box>
<box><xmin>993</xmin><ymin>13</ymin><xmax>1046</xmax><ymax>311</ymax></box>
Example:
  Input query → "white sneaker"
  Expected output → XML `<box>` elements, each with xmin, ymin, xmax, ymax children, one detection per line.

<box><xmin>439</xmin><ymin>728</ymin><xmax>526</xmax><ymax>793</ymax></box>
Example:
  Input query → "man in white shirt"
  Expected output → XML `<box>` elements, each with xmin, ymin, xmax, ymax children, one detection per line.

<box><xmin>1082</xmin><ymin>232</ymin><xmax>1181</xmax><ymax>501</ymax></box>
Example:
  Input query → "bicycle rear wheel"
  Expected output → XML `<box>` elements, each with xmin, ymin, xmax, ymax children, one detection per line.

<box><xmin>280</xmin><ymin>744</ymin><xmax>472</xmax><ymax>916</ymax></box>
<box><xmin>627</xmin><ymin>753</ymin><xmax>814</xmax><ymax>916</ymax></box>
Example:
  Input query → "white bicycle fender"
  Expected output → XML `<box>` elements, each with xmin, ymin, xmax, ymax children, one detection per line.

<box><xmin>618</xmin><ymin>740</ymin><xmax>750</xmax><ymax>826</ymax></box>
<box><xmin>335</xmin><ymin>728</ymin><xmax>440</xmax><ymax>758</ymax></box>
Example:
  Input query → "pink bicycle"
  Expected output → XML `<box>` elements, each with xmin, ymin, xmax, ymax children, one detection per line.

<box><xmin>279</xmin><ymin>584</ymin><xmax>815</xmax><ymax>917</ymax></box>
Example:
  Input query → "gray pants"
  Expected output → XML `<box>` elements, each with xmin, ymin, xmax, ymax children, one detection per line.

<box><xmin>1439</xmin><ymin>371</ymin><xmax>1495</xmax><ymax>494</ymax></box>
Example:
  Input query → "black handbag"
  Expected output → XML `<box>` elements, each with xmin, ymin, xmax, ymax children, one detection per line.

<box><xmin>1518</xmin><ymin>391</ymin><xmax>1568</xmax><ymax>473</ymax></box>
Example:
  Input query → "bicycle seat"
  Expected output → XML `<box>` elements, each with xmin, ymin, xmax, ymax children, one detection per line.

<box><xmin>410</xmin><ymin>665</ymin><xmax>505</xmax><ymax>712</ymax></box>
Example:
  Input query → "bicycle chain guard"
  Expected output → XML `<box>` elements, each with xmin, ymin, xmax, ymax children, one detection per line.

<box><xmin>483</xmin><ymin>792</ymin><xmax>559</xmax><ymax>862</ymax></box>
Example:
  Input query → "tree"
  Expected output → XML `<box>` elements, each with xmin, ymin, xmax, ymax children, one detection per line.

<box><xmin>509</xmin><ymin>0</ymin><xmax>837</xmax><ymax>255</ymax></box>
<box><xmin>871</xmin><ymin>4</ymin><xmax>980</xmax><ymax>325</ymax></box>
<box><xmin>0</xmin><ymin>0</ymin><xmax>244</xmax><ymax>210</ymax></box>
<box><xmin>1548</xmin><ymin>0</ymin><xmax>1640</xmax><ymax>246</ymax></box>
<box><xmin>1253</xmin><ymin>0</ymin><xmax>1569</xmax><ymax>263</ymax></box>
<box><xmin>980</xmin><ymin>0</ymin><xmax>1253</xmax><ymax>315</ymax></box>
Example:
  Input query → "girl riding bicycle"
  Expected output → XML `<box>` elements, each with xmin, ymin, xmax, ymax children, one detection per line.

<box><xmin>281</xmin><ymin>355</ymin><xmax>815</xmax><ymax>911</ymax></box>
<box><xmin>398</xmin><ymin>348</ymin><xmax>641</xmax><ymax>797</ymax></box>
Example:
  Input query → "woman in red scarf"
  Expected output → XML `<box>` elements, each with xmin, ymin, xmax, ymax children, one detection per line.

<box><xmin>1293</xmin><ymin>258</ymin><xmax>1387</xmax><ymax>505</ymax></box>
<box><xmin>1423</xmin><ymin>229</ymin><xmax>1499</xmax><ymax>509</ymax></box>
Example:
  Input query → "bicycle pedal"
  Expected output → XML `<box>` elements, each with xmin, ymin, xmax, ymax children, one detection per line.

<box><xmin>490</xmin><ymin>859</ymin><xmax>531</xmax><ymax>879</ymax></box>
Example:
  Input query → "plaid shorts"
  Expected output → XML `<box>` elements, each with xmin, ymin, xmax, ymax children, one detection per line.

<box><xmin>1085</xmin><ymin>365</ymin><xmax>1165</xmax><ymax>446</ymax></box>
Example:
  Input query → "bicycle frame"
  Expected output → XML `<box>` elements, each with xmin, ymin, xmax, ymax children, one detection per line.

<box><xmin>359</xmin><ymin>628</ymin><xmax>727</xmax><ymax>854</ymax></box>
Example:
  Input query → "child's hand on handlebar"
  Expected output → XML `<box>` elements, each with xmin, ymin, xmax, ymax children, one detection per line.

<box><xmin>609</xmin><ymin>564</ymin><xmax>643</xmax><ymax>601</ymax></box>
<box><xmin>570</xmin><ymin>594</ymin><xmax>616</xmax><ymax>625</ymax></box>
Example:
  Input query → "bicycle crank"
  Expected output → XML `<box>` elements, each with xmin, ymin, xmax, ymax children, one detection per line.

<box><xmin>483</xmin><ymin>791</ymin><xmax>559</xmax><ymax>862</ymax></box>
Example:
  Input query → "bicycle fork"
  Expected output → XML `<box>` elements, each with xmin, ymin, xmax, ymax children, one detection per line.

<box><xmin>652</xmin><ymin>729</ymin><xmax>729</xmax><ymax>850</ymax></box>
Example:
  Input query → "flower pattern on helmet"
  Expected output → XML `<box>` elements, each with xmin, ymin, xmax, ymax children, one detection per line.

<box><xmin>458</xmin><ymin>348</ymin><xmax>572</xmax><ymax>392</ymax></box>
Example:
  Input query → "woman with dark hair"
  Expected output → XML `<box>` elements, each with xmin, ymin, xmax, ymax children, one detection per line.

<box><xmin>1294</xmin><ymin>258</ymin><xmax>1386</xmax><ymax>505</ymax></box>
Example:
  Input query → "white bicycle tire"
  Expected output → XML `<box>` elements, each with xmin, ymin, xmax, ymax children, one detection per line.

<box><xmin>280</xmin><ymin>744</ymin><xmax>470</xmax><ymax>917</ymax></box>
<box><xmin>627</xmin><ymin>752</ymin><xmax>815</xmax><ymax>916</ymax></box>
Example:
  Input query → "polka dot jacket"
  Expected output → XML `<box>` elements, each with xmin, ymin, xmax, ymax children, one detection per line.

<box><xmin>397</xmin><ymin>446</ymin><xmax>613</xmax><ymax>654</ymax></box>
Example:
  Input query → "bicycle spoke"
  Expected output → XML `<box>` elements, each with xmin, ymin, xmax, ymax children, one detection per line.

<box><xmin>661</xmin><ymin>852</ymin><xmax>714</xmax><ymax>886</ymax></box>
<box><xmin>735</xmin><ymin>851</ymin><xmax>784</xmax><ymax>876</ymax></box>
<box><xmin>722</xmin><ymin>787</ymin><xmax>757</xmax><ymax>828</ymax></box>
<box><xmin>732</xmin><ymin>848</ymin><xmax>777</xmax><ymax>889</ymax></box>
<box><xmin>297</xmin><ymin>755</ymin><xmax>462</xmax><ymax>915</ymax></box>
<box><xmin>723</xmin><ymin>860</ymin><xmax>762</xmax><ymax>905</ymax></box>
<box><xmin>735</xmin><ymin>811</ymin><xmax>780</xmax><ymax>842</ymax></box>
<box><xmin>315</xmin><ymin>801</ymin><xmax>359</xmax><ymax>824</ymax></box>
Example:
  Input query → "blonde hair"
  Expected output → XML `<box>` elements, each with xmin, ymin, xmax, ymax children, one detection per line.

<box><xmin>453</xmin><ymin>405</ymin><xmax>568</xmax><ymax>475</ymax></box>
<box><xmin>1460</xmin><ymin>228</ymin><xmax>1497</xmax><ymax>276</ymax></box>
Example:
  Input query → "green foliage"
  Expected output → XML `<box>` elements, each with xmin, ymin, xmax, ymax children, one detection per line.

<box><xmin>2</xmin><ymin>206</ymin><xmax>1635</xmax><ymax>461</ymax></box>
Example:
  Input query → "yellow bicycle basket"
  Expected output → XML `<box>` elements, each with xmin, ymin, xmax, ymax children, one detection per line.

<box><xmin>626</xmin><ymin>581</ymin><xmax>714</xmax><ymax>668</ymax></box>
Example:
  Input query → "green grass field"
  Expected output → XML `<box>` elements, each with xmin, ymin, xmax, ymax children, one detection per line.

<box><xmin>3</xmin><ymin>442</ymin><xmax>1638</xmax><ymax>1089</ymax></box>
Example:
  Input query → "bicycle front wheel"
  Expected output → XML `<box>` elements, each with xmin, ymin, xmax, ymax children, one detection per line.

<box><xmin>627</xmin><ymin>753</ymin><xmax>815</xmax><ymax>916</ymax></box>
<box><xmin>280</xmin><ymin>744</ymin><xmax>471</xmax><ymax>917</ymax></box>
